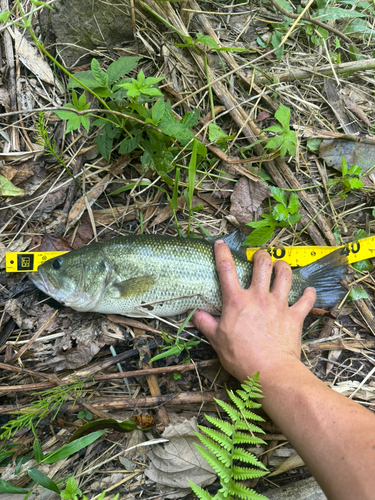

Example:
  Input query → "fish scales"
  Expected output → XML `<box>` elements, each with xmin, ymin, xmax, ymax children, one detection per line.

<box><xmin>29</xmin><ymin>234</ymin><xmax>348</xmax><ymax>317</ymax></box>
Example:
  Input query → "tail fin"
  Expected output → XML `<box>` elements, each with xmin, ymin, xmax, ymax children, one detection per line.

<box><xmin>294</xmin><ymin>249</ymin><xmax>348</xmax><ymax>308</ymax></box>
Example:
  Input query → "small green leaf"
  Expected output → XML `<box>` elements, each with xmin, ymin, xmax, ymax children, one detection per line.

<box><xmin>118</xmin><ymin>130</ymin><xmax>142</xmax><ymax>154</ymax></box>
<box><xmin>287</xmin><ymin>192</ymin><xmax>299</xmax><ymax>214</ymax></box>
<box><xmin>141</xmin><ymin>87</ymin><xmax>163</xmax><ymax>96</ymax></box>
<box><xmin>107</xmin><ymin>57</ymin><xmax>141</xmax><ymax>84</ymax></box>
<box><xmin>352</xmin><ymin>260</ymin><xmax>372</xmax><ymax>272</ymax></box>
<box><xmin>68</xmin><ymin>71</ymin><xmax>101</xmax><ymax>90</ymax></box>
<box><xmin>28</xmin><ymin>469</ymin><xmax>60</xmax><ymax>494</ymax></box>
<box><xmin>272</xmin><ymin>203</ymin><xmax>289</xmax><ymax>221</ymax></box>
<box><xmin>347</xmin><ymin>177</ymin><xmax>363</xmax><ymax>189</ymax></box>
<box><xmin>307</xmin><ymin>138</ymin><xmax>322</xmax><ymax>152</ymax></box>
<box><xmin>151</xmin><ymin>98</ymin><xmax>165</xmax><ymax>124</ymax></box>
<box><xmin>274</xmin><ymin>103</ymin><xmax>291</xmax><ymax>132</ymax></box>
<box><xmin>269</xmin><ymin>186</ymin><xmax>287</xmax><ymax>207</ymax></box>
<box><xmin>91</xmin><ymin>58</ymin><xmax>108</xmax><ymax>87</ymax></box>
<box><xmin>244</xmin><ymin>226</ymin><xmax>275</xmax><ymax>246</ymax></box>
<box><xmin>0</xmin><ymin>479</ymin><xmax>28</xmax><ymax>494</ymax></box>
<box><xmin>348</xmin><ymin>164</ymin><xmax>362</xmax><ymax>176</ymax></box>
<box><xmin>353</xmin><ymin>229</ymin><xmax>367</xmax><ymax>241</ymax></box>
<box><xmin>97</xmin><ymin>133</ymin><xmax>113</xmax><ymax>161</ymax></box>
<box><xmin>196</xmin><ymin>33</ymin><xmax>220</xmax><ymax>49</ymax></box>
<box><xmin>33</xmin><ymin>435</ymin><xmax>44</xmax><ymax>464</ymax></box>
<box><xmin>287</xmin><ymin>213</ymin><xmax>303</xmax><ymax>225</ymax></box>
<box><xmin>348</xmin><ymin>287</ymin><xmax>369</xmax><ymax>301</ymax></box>
<box><xmin>341</xmin><ymin>156</ymin><xmax>348</xmax><ymax>176</ymax></box>
<box><xmin>65</xmin><ymin>115</ymin><xmax>82</xmax><ymax>134</ymax></box>
<box><xmin>180</xmin><ymin>108</ymin><xmax>199</xmax><ymax>128</ymax></box>
<box><xmin>208</xmin><ymin>123</ymin><xmax>229</xmax><ymax>143</ymax></box>
<box><xmin>43</xmin><ymin>430</ymin><xmax>106</xmax><ymax>464</ymax></box>
<box><xmin>0</xmin><ymin>10</ymin><xmax>11</xmax><ymax>22</ymax></box>
<box><xmin>0</xmin><ymin>175</ymin><xmax>24</xmax><ymax>196</ymax></box>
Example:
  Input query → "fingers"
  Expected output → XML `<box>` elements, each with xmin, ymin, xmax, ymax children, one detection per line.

<box><xmin>271</xmin><ymin>260</ymin><xmax>292</xmax><ymax>301</ymax></box>
<box><xmin>192</xmin><ymin>310</ymin><xmax>218</xmax><ymax>343</ymax></box>
<box><xmin>250</xmin><ymin>250</ymin><xmax>273</xmax><ymax>294</ymax></box>
<box><xmin>290</xmin><ymin>287</ymin><xmax>316</xmax><ymax>317</ymax></box>
<box><xmin>214</xmin><ymin>240</ymin><xmax>242</xmax><ymax>302</ymax></box>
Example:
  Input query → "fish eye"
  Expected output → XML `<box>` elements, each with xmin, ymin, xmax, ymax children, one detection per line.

<box><xmin>52</xmin><ymin>258</ymin><xmax>63</xmax><ymax>270</ymax></box>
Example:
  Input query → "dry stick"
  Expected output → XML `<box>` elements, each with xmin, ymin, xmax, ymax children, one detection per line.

<box><xmin>145</xmin><ymin>0</ymin><xmax>327</xmax><ymax>246</ymax></box>
<box><xmin>0</xmin><ymin>359</ymin><xmax>219</xmax><ymax>393</ymax></box>
<box><xmin>8</xmin><ymin>310</ymin><xmax>58</xmax><ymax>364</ymax></box>
<box><xmin>270</xmin><ymin>0</ymin><xmax>352</xmax><ymax>44</ymax></box>
<box><xmin>255</xmin><ymin>58</ymin><xmax>375</xmax><ymax>85</ymax></box>
<box><xmin>0</xmin><ymin>390</ymin><xmax>227</xmax><ymax>415</ymax></box>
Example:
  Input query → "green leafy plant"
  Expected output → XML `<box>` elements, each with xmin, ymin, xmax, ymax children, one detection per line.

<box><xmin>189</xmin><ymin>373</ymin><xmax>268</xmax><ymax>499</ymax></box>
<box><xmin>263</xmin><ymin>103</ymin><xmax>297</xmax><ymax>158</ymax></box>
<box><xmin>326</xmin><ymin>157</ymin><xmax>364</xmax><ymax>196</ymax></box>
<box><xmin>0</xmin><ymin>379</ymin><xmax>84</xmax><ymax>440</ymax></box>
<box><xmin>244</xmin><ymin>187</ymin><xmax>302</xmax><ymax>246</ymax></box>
<box><xmin>77</xmin><ymin>411</ymin><xmax>93</xmax><ymax>421</ymax></box>
<box><xmin>149</xmin><ymin>309</ymin><xmax>200</xmax><ymax>364</ymax></box>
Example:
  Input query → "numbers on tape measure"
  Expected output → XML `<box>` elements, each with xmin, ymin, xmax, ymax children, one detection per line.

<box><xmin>266</xmin><ymin>247</ymin><xmax>286</xmax><ymax>259</ymax></box>
<box><xmin>340</xmin><ymin>242</ymin><xmax>361</xmax><ymax>257</ymax></box>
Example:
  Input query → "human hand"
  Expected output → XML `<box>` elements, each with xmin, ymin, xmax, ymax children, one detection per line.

<box><xmin>192</xmin><ymin>240</ymin><xmax>316</xmax><ymax>382</ymax></box>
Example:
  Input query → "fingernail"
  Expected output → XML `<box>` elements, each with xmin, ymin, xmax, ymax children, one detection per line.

<box><xmin>215</xmin><ymin>239</ymin><xmax>224</xmax><ymax>246</ymax></box>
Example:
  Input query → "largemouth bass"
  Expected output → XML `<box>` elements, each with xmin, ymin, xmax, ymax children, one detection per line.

<box><xmin>29</xmin><ymin>234</ymin><xmax>347</xmax><ymax>317</ymax></box>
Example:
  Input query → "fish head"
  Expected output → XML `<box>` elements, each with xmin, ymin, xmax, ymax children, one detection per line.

<box><xmin>29</xmin><ymin>250</ymin><xmax>112</xmax><ymax>312</ymax></box>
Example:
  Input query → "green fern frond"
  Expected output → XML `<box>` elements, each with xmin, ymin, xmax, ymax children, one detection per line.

<box><xmin>232</xmin><ymin>466</ymin><xmax>268</xmax><ymax>480</ymax></box>
<box><xmin>203</xmin><ymin>415</ymin><xmax>236</xmax><ymax>436</ymax></box>
<box><xmin>228</xmin><ymin>481</ymin><xmax>268</xmax><ymax>500</ymax></box>
<box><xmin>188</xmin><ymin>480</ymin><xmax>214</xmax><ymax>499</ymax></box>
<box><xmin>233</xmin><ymin>448</ymin><xmax>268</xmax><ymax>470</ymax></box>
<box><xmin>196</xmin><ymin>445</ymin><xmax>231</xmax><ymax>483</ymax></box>
<box><xmin>189</xmin><ymin>373</ymin><xmax>268</xmax><ymax>499</ymax></box>
<box><xmin>235</xmin><ymin>420</ymin><xmax>265</xmax><ymax>433</ymax></box>
<box><xmin>196</xmin><ymin>434</ymin><xmax>231</xmax><ymax>467</ymax></box>
<box><xmin>234</xmin><ymin>432</ymin><xmax>265</xmax><ymax>445</ymax></box>
<box><xmin>215</xmin><ymin>399</ymin><xmax>242</xmax><ymax>421</ymax></box>
<box><xmin>198</xmin><ymin>425</ymin><xmax>233</xmax><ymax>450</ymax></box>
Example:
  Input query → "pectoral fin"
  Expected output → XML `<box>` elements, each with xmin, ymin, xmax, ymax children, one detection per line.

<box><xmin>113</xmin><ymin>275</ymin><xmax>156</xmax><ymax>299</ymax></box>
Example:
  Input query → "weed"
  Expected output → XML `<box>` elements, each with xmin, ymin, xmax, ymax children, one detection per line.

<box><xmin>244</xmin><ymin>187</ymin><xmax>302</xmax><ymax>246</ymax></box>
<box><xmin>263</xmin><ymin>103</ymin><xmax>297</xmax><ymax>158</ymax></box>
<box><xmin>189</xmin><ymin>373</ymin><xmax>268</xmax><ymax>499</ymax></box>
<box><xmin>326</xmin><ymin>157</ymin><xmax>364</xmax><ymax>196</ymax></box>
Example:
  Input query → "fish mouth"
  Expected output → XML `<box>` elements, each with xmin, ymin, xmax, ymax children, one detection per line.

<box><xmin>29</xmin><ymin>268</ymin><xmax>55</xmax><ymax>296</ymax></box>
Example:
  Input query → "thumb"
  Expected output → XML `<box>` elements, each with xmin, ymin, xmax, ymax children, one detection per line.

<box><xmin>192</xmin><ymin>310</ymin><xmax>218</xmax><ymax>344</ymax></box>
<box><xmin>290</xmin><ymin>287</ymin><xmax>316</xmax><ymax>317</ymax></box>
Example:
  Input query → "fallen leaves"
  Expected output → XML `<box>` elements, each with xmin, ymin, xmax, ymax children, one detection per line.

<box><xmin>0</xmin><ymin>174</ymin><xmax>24</xmax><ymax>197</ymax></box>
<box><xmin>145</xmin><ymin>418</ymin><xmax>216</xmax><ymax>498</ymax></box>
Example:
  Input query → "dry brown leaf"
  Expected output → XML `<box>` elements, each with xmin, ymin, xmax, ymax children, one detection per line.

<box><xmin>66</xmin><ymin>173</ymin><xmax>112</xmax><ymax>230</ymax></box>
<box><xmin>149</xmin><ymin>195</ymin><xmax>185</xmax><ymax>228</ymax></box>
<box><xmin>230</xmin><ymin>177</ymin><xmax>271</xmax><ymax>227</ymax></box>
<box><xmin>39</xmin><ymin>233</ymin><xmax>74</xmax><ymax>252</ymax></box>
<box><xmin>13</xmin><ymin>28</ymin><xmax>56</xmax><ymax>86</ymax></box>
<box><xmin>0</xmin><ymin>164</ymin><xmax>34</xmax><ymax>185</ymax></box>
<box><xmin>145</xmin><ymin>418</ymin><xmax>216</xmax><ymax>498</ymax></box>
<box><xmin>268</xmin><ymin>452</ymin><xmax>305</xmax><ymax>477</ymax></box>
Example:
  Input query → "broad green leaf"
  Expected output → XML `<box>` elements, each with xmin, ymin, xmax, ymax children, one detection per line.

<box><xmin>130</xmin><ymin>103</ymin><xmax>150</xmax><ymax>119</ymax></box>
<box><xmin>247</xmin><ymin>218</ymin><xmax>274</xmax><ymax>229</ymax></box>
<box><xmin>288</xmin><ymin>213</ymin><xmax>303</xmax><ymax>225</ymax></box>
<box><xmin>54</xmin><ymin>109</ymin><xmax>78</xmax><ymax>120</ymax></box>
<box><xmin>91</xmin><ymin>58</ymin><xmax>108</xmax><ymax>87</ymax></box>
<box><xmin>97</xmin><ymin>133</ymin><xmax>113</xmax><ymax>161</ymax></box>
<box><xmin>264</xmin><ymin>135</ymin><xmax>283</xmax><ymax>151</ymax></box>
<box><xmin>349</xmin><ymin>44</ymin><xmax>364</xmax><ymax>60</ymax></box>
<box><xmin>287</xmin><ymin>192</ymin><xmax>299</xmax><ymax>214</ymax></box>
<box><xmin>141</xmin><ymin>87</ymin><xmax>163</xmax><ymax>96</ymax></box>
<box><xmin>307</xmin><ymin>138</ymin><xmax>322</xmax><ymax>152</ymax></box>
<box><xmin>314</xmin><ymin>6</ymin><xmax>365</xmax><ymax>21</ymax></box>
<box><xmin>80</xmin><ymin>116</ymin><xmax>91</xmax><ymax>133</ymax></box>
<box><xmin>33</xmin><ymin>435</ymin><xmax>44</xmax><ymax>464</ymax></box>
<box><xmin>196</xmin><ymin>33</ymin><xmax>220</xmax><ymax>49</ymax></box>
<box><xmin>65</xmin><ymin>115</ymin><xmax>82</xmax><ymax>134</ymax></box>
<box><xmin>348</xmin><ymin>287</ymin><xmax>369</xmax><ymax>301</ymax></box>
<box><xmin>244</xmin><ymin>226</ymin><xmax>275</xmax><ymax>246</ymax></box>
<box><xmin>0</xmin><ymin>175</ymin><xmax>24</xmax><ymax>196</ymax></box>
<box><xmin>274</xmin><ymin>103</ymin><xmax>291</xmax><ymax>132</ymax></box>
<box><xmin>91</xmin><ymin>86</ymin><xmax>113</xmax><ymax>98</ymax></box>
<box><xmin>43</xmin><ymin>430</ymin><xmax>106</xmax><ymax>464</ymax></box>
<box><xmin>348</xmin><ymin>164</ymin><xmax>362</xmax><ymax>176</ymax></box>
<box><xmin>353</xmin><ymin>260</ymin><xmax>372</xmax><ymax>272</ymax></box>
<box><xmin>68</xmin><ymin>71</ymin><xmax>100</xmax><ymax>90</ymax></box>
<box><xmin>272</xmin><ymin>203</ymin><xmax>289</xmax><ymax>221</ymax></box>
<box><xmin>196</xmin><ymin>141</ymin><xmax>207</xmax><ymax>158</ymax></box>
<box><xmin>271</xmin><ymin>30</ymin><xmax>284</xmax><ymax>61</ymax></box>
<box><xmin>208</xmin><ymin>123</ymin><xmax>229</xmax><ymax>143</ymax></box>
<box><xmin>144</xmin><ymin>76</ymin><xmax>165</xmax><ymax>85</ymax></box>
<box><xmin>269</xmin><ymin>186</ymin><xmax>287</xmax><ymax>207</ymax></box>
<box><xmin>0</xmin><ymin>479</ymin><xmax>28</xmax><ymax>494</ymax></box>
<box><xmin>353</xmin><ymin>229</ymin><xmax>367</xmax><ymax>241</ymax></box>
<box><xmin>347</xmin><ymin>177</ymin><xmax>363</xmax><ymax>189</ymax></box>
<box><xmin>28</xmin><ymin>469</ymin><xmax>60</xmax><ymax>494</ymax></box>
<box><xmin>107</xmin><ymin>57</ymin><xmax>141</xmax><ymax>84</ymax></box>
<box><xmin>151</xmin><ymin>98</ymin><xmax>165</xmax><ymax>123</ymax></box>
<box><xmin>263</xmin><ymin>124</ymin><xmax>283</xmax><ymax>133</ymax></box>
<box><xmin>180</xmin><ymin>108</ymin><xmax>200</xmax><ymax>129</ymax></box>
<box><xmin>118</xmin><ymin>130</ymin><xmax>142</xmax><ymax>154</ymax></box>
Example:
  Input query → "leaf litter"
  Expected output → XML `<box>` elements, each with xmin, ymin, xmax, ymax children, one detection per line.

<box><xmin>0</xmin><ymin>0</ymin><xmax>375</xmax><ymax>498</ymax></box>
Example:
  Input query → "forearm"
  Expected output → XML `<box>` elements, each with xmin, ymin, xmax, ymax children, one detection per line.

<box><xmin>258</xmin><ymin>360</ymin><xmax>375</xmax><ymax>500</ymax></box>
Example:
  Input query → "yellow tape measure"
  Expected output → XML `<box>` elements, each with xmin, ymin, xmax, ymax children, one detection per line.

<box><xmin>246</xmin><ymin>236</ymin><xmax>375</xmax><ymax>266</ymax></box>
<box><xmin>5</xmin><ymin>236</ymin><xmax>375</xmax><ymax>272</ymax></box>
<box><xmin>6</xmin><ymin>251</ymin><xmax>69</xmax><ymax>272</ymax></box>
